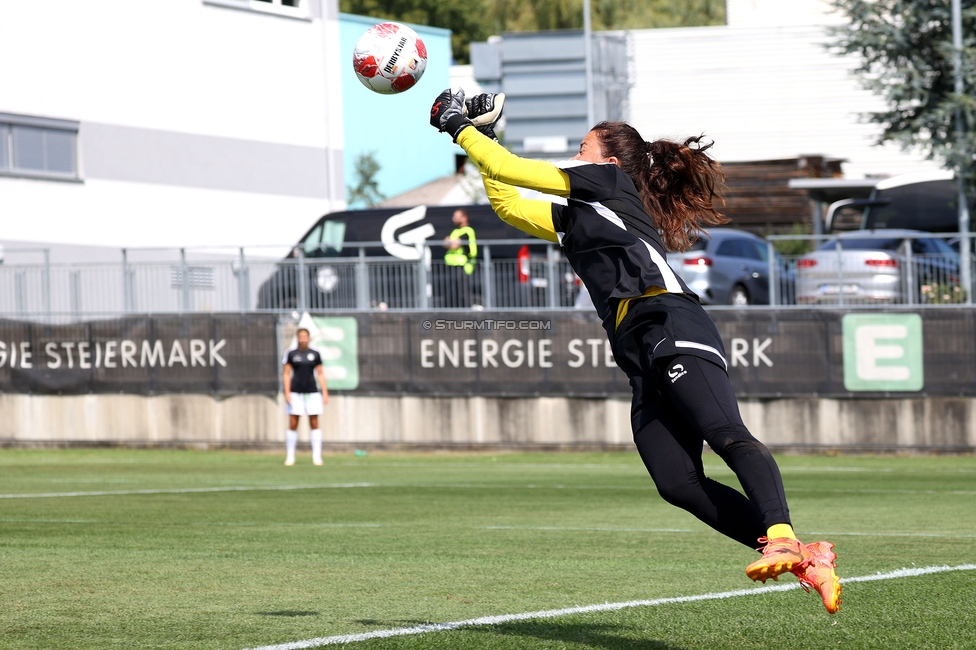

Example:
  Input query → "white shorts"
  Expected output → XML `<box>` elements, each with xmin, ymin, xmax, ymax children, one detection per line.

<box><xmin>287</xmin><ymin>392</ymin><xmax>324</xmax><ymax>416</ymax></box>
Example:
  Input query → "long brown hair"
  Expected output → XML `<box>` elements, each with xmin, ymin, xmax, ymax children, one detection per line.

<box><xmin>590</xmin><ymin>121</ymin><xmax>728</xmax><ymax>252</ymax></box>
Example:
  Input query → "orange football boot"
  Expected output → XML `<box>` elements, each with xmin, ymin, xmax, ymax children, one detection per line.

<box><xmin>794</xmin><ymin>541</ymin><xmax>842</xmax><ymax>614</ymax></box>
<box><xmin>746</xmin><ymin>537</ymin><xmax>805</xmax><ymax>583</ymax></box>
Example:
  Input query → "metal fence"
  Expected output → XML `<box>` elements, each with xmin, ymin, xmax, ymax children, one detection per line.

<box><xmin>0</xmin><ymin>248</ymin><xmax>276</xmax><ymax>318</ymax></box>
<box><xmin>0</xmin><ymin>241</ymin><xmax>582</xmax><ymax>320</ymax></box>
<box><xmin>2</xmin><ymin>234</ymin><xmax>973</xmax><ymax>320</ymax></box>
<box><xmin>766</xmin><ymin>231</ymin><xmax>974</xmax><ymax>307</ymax></box>
<box><xmin>242</xmin><ymin>240</ymin><xmax>580</xmax><ymax>312</ymax></box>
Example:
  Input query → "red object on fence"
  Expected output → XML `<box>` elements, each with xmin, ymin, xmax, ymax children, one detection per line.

<box><xmin>517</xmin><ymin>245</ymin><xmax>530</xmax><ymax>283</ymax></box>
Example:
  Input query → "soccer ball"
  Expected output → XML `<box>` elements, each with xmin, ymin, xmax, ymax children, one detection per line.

<box><xmin>352</xmin><ymin>22</ymin><xmax>427</xmax><ymax>94</ymax></box>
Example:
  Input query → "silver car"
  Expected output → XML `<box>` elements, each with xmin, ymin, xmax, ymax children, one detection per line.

<box><xmin>667</xmin><ymin>229</ymin><xmax>777</xmax><ymax>305</ymax></box>
<box><xmin>794</xmin><ymin>229</ymin><xmax>960</xmax><ymax>305</ymax></box>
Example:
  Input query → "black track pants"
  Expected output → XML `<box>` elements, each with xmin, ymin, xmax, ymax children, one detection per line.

<box><xmin>631</xmin><ymin>354</ymin><xmax>791</xmax><ymax>549</ymax></box>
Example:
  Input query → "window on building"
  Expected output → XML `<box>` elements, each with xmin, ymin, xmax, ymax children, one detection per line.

<box><xmin>253</xmin><ymin>0</ymin><xmax>301</xmax><ymax>7</ymax></box>
<box><xmin>0</xmin><ymin>114</ymin><xmax>79</xmax><ymax>179</ymax></box>
<box><xmin>203</xmin><ymin>0</ymin><xmax>309</xmax><ymax>19</ymax></box>
<box><xmin>0</xmin><ymin>125</ymin><xmax>8</xmax><ymax>172</ymax></box>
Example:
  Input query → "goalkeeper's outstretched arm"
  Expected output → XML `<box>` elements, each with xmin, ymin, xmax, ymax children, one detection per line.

<box><xmin>430</xmin><ymin>89</ymin><xmax>564</xmax><ymax>242</ymax></box>
<box><xmin>457</xmin><ymin>128</ymin><xmax>571</xmax><ymax>197</ymax></box>
<box><xmin>480</xmin><ymin>173</ymin><xmax>559</xmax><ymax>243</ymax></box>
<box><xmin>457</xmin><ymin>128</ymin><xmax>566</xmax><ymax>243</ymax></box>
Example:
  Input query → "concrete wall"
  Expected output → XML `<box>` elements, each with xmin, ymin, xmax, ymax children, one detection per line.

<box><xmin>2</xmin><ymin>393</ymin><xmax>974</xmax><ymax>452</ymax></box>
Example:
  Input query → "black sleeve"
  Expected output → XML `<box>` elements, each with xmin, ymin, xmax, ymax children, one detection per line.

<box><xmin>551</xmin><ymin>202</ymin><xmax>566</xmax><ymax>235</ymax></box>
<box><xmin>313</xmin><ymin>351</ymin><xmax>323</xmax><ymax>368</ymax></box>
<box><xmin>559</xmin><ymin>163</ymin><xmax>620</xmax><ymax>202</ymax></box>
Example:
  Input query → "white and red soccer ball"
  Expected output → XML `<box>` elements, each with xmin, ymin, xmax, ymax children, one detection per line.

<box><xmin>353</xmin><ymin>22</ymin><xmax>427</xmax><ymax>94</ymax></box>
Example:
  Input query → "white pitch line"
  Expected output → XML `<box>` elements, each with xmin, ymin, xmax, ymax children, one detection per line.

<box><xmin>787</xmin><ymin>487</ymin><xmax>976</xmax><ymax>496</ymax></box>
<box><xmin>0</xmin><ymin>518</ymin><xmax>99</xmax><ymax>523</ymax></box>
<box><xmin>485</xmin><ymin>527</ymin><xmax>976</xmax><ymax>539</ymax></box>
<box><xmin>0</xmin><ymin>483</ymin><xmax>379</xmax><ymax>499</ymax></box>
<box><xmin>0</xmin><ymin>483</ymin><xmax>657</xmax><ymax>500</ymax></box>
<box><xmin>242</xmin><ymin>564</ymin><xmax>976</xmax><ymax>650</ymax></box>
<box><xmin>5</xmin><ymin>482</ymin><xmax>975</xmax><ymax>499</ymax></box>
<box><xmin>191</xmin><ymin>522</ymin><xmax>385</xmax><ymax>529</ymax></box>
<box><xmin>335</xmin><ymin>462</ymin><xmax>972</xmax><ymax>474</ymax></box>
<box><xmin>809</xmin><ymin>531</ymin><xmax>976</xmax><ymax>539</ymax></box>
<box><xmin>481</xmin><ymin>526</ymin><xmax>694</xmax><ymax>533</ymax></box>
<box><xmin>0</xmin><ymin>483</ymin><xmax>654</xmax><ymax>499</ymax></box>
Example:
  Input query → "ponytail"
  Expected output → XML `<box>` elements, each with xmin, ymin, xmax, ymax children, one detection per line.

<box><xmin>590</xmin><ymin>122</ymin><xmax>728</xmax><ymax>252</ymax></box>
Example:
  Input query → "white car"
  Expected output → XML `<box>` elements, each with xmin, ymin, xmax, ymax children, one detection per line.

<box><xmin>794</xmin><ymin>230</ymin><xmax>960</xmax><ymax>305</ymax></box>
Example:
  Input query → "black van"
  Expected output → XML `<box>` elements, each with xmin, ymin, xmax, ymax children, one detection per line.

<box><xmin>860</xmin><ymin>171</ymin><xmax>973</xmax><ymax>232</ymax></box>
<box><xmin>256</xmin><ymin>203</ymin><xmax>564</xmax><ymax>310</ymax></box>
<box><xmin>824</xmin><ymin>171</ymin><xmax>974</xmax><ymax>237</ymax></box>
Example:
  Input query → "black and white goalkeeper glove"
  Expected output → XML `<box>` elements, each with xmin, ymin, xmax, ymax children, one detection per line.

<box><xmin>429</xmin><ymin>87</ymin><xmax>471</xmax><ymax>141</ymax></box>
<box><xmin>464</xmin><ymin>93</ymin><xmax>506</xmax><ymax>141</ymax></box>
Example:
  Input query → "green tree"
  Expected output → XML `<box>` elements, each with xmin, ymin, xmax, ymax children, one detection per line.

<box><xmin>591</xmin><ymin>0</ymin><xmax>724</xmax><ymax>30</ymax></box>
<box><xmin>342</xmin><ymin>0</ymin><xmax>490</xmax><ymax>64</ymax></box>
<box><xmin>341</xmin><ymin>0</ymin><xmax>725</xmax><ymax>63</ymax></box>
<box><xmin>827</xmin><ymin>1</ymin><xmax>976</xmax><ymax>187</ymax></box>
<box><xmin>346</xmin><ymin>151</ymin><xmax>386</xmax><ymax>207</ymax></box>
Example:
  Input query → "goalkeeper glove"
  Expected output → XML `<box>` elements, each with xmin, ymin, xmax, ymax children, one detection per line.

<box><xmin>464</xmin><ymin>93</ymin><xmax>506</xmax><ymax>141</ymax></box>
<box><xmin>430</xmin><ymin>87</ymin><xmax>471</xmax><ymax>141</ymax></box>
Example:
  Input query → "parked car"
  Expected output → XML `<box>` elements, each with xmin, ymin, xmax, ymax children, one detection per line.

<box><xmin>667</xmin><ymin>228</ymin><xmax>788</xmax><ymax>305</ymax></box>
<box><xmin>945</xmin><ymin>235</ymin><xmax>974</xmax><ymax>254</ymax></box>
<box><xmin>794</xmin><ymin>230</ymin><xmax>961</xmax><ymax>305</ymax></box>
<box><xmin>256</xmin><ymin>204</ymin><xmax>559</xmax><ymax>310</ymax></box>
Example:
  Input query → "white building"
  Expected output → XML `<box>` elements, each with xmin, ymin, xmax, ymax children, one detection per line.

<box><xmin>0</xmin><ymin>0</ymin><xmax>346</xmax><ymax>250</ymax></box>
<box><xmin>629</xmin><ymin>0</ymin><xmax>940</xmax><ymax>179</ymax></box>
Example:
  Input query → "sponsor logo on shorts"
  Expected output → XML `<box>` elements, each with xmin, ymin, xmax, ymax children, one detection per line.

<box><xmin>668</xmin><ymin>363</ymin><xmax>687</xmax><ymax>383</ymax></box>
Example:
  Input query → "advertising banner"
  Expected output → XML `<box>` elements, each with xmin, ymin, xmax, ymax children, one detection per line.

<box><xmin>4</xmin><ymin>308</ymin><xmax>974</xmax><ymax>398</ymax></box>
<box><xmin>305</xmin><ymin>309</ymin><xmax>976</xmax><ymax>398</ymax></box>
<box><xmin>0</xmin><ymin>314</ymin><xmax>280</xmax><ymax>396</ymax></box>
<box><xmin>708</xmin><ymin>309</ymin><xmax>974</xmax><ymax>397</ymax></box>
<box><xmin>322</xmin><ymin>313</ymin><xmax>629</xmax><ymax>397</ymax></box>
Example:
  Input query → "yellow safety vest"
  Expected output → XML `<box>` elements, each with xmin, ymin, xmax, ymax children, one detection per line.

<box><xmin>444</xmin><ymin>226</ymin><xmax>477</xmax><ymax>275</ymax></box>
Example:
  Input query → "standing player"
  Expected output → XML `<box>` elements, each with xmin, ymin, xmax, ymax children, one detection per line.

<box><xmin>282</xmin><ymin>328</ymin><xmax>329</xmax><ymax>466</ymax></box>
<box><xmin>430</xmin><ymin>88</ymin><xmax>841</xmax><ymax>613</ymax></box>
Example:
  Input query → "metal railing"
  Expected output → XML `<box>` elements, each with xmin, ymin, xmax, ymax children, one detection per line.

<box><xmin>2</xmin><ymin>234</ymin><xmax>973</xmax><ymax>321</ymax></box>
<box><xmin>249</xmin><ymin>239</ymin><xmax>579</xmax><ymax>312</ymax></box>
<box><xmin>0</xmin><ymin>247</ymin><xmax>274</xmax><ymax>318</ymax></box>
<box><xmin>765</xmin><ymin>231</ymin><xmax>974</xmax><ymax>307</ymax></box>
<box><xmin>0</xmin><ymin>240</ymin><xmax>582</xmax><ymax>320</ymax></box>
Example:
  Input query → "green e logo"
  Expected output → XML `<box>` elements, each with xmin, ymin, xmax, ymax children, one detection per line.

<box><xmin>842</xmin><ymin>314</ymin><xmax>923</xmax><ymax>392</ymax></box>
<box><xmin>310</xmin><ymin>317</ymin><xmax>359</xmax><ymax>390</ymax></box>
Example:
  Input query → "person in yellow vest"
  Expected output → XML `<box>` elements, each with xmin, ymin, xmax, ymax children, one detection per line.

<box><xmin>442</xmin><ymin>208</ymin><xmax>478</xmax><ymax>307</ymax></box>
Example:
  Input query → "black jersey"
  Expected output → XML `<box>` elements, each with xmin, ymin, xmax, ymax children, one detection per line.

<box><xmin>283</xmin><ymin>347</ymin><xmax>322</xmax><ymax>393</ymax></box>
<box><xmin>550</xmin><ymin>161</ymin><xmax>694</xmax><ymax>336</ymax></box>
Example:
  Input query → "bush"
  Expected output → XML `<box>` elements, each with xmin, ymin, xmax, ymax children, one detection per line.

<box><xmin>773</xmin><ymin>223</ymin><xmax>815</xmax><ymax>256</ymax></box>
<box><xmin>920</xmin><ymin>282</ymin><xmax>967</xmax><ymax>304</ymax></box>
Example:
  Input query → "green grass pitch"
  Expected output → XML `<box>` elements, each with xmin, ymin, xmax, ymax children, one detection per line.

<box><xmin>1</xmin><ymin>449</ymin><xmax>974</xmax><ymax>649</ymax></box>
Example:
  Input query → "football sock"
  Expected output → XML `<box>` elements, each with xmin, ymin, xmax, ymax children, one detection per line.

<box><xmin>286</xmin><ymin>429</ymin><xmax>298</xmax><ymax>460</ymax></box>
<box><xmin>311</xmin><ymin>429</ymin><xmax>322</xmax><ymax>463</ymax></box>
<box><xmin>767</xmin><ymin>523</ymin><xmax>798</xmax><ymax>540</ymax></box>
